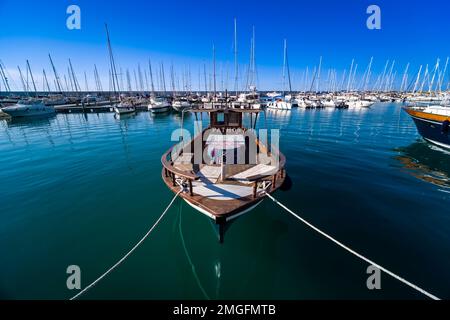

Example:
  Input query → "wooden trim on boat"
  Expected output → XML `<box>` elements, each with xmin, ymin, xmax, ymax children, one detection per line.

<box><xmin>405</xmin><ymin>108</ymin><xmax>450</xmax><ymax>122</ymax></box>
<box><xmin>161</xmin><ymin>145</ymin><xmax>198</xmax><ymax>181</ymax></box>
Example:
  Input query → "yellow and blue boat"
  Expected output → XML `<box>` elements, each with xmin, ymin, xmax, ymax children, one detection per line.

<box><xmin>405</xmin><ymin>105</ymin><xmax>450</xmax><ymax>149</ymax></box>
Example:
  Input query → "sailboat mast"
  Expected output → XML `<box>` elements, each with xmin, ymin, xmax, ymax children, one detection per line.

<box><xmin>250</xmin><ymin>26</ymin><xmax>255</xmax><ymax>89</ymax></box>
<box><xmin>429</xmin><ymin>58</ymin><xmax>440</xmax><ymax>93</ymax></box>
<box><xmin>438</xmin><ymin>57</ymin><xmax>449</xmax><ymax>92</ymax></box>
<box><xmin>363</xmin><ymin>57</ymin><xmax>373</xmax><ymax>92</ymax></box>
<box><xmin>161</xmin><ymin>62</ymin><xmax>166</xmax><ymax>93</ymax></box>
<box><xmin>138</xmin><ymin>64</ymin><xmax>144</xmax><ymax>92</ymax></box>
<box><xmin>0</xmin><ymin>61</ymin><xmax>11</xmax><ymax>92</ymax></box>
<box><xmin>213</xmin><ymin>44</ymin><xmax>216</xmax><ymax>97</ymax></box>
<box><xmin>84</xmin><ymin>71</ymin><xmax>89</xmax><ymax>92</ymax></box>
<box><xmin>148</xmin><ymin>59</ymin><xmax>155</xmax><ymax>95</ymax></box>
<box><xmin>346</xmin><ymin>59</ymin><xmax>354</xmax><ymax>92</ymax></box>
<box><xmin>26</xmin><ymin>60</ymin><xmax>38</xmax><ymax>95</ymax></box>
<box><xmin>48</xmin><ymin>54</ymin><xmax>63</xmax><ymax>93</ymax></box>
<box><xmin>170</xmin><ymin>63</ymin><xmax>176</xmax><ymax>96</ymax></box>
<box><xmin>68</xmin><ymin>59</ymin><xmax>80</xmax><ymax>92</ymax></box>
<box><xmin>94</xmin><ymin>64</ymin><xmax>103</xmax><ymax>92</ymax></box>
<box><xmin>316</xmin><ymin>56</ymin><xmax>322</xmax><ymax>92</ymax></box>
<box><xmin>285</xmin><ymin>39</ymin><xmax>292</xmax><ymax>94</ymax></box>
<box><xmin>233</xmin><ymin>18</ymin><xmax>238</xmax><ymax>96</ymax></box>
<box><xmin>18</xmin><ymin>66</ymin><xmax>28</xmax><ymax>94</ymax></box>
<box><xmin>412</xmin><ymin>65</ymin><xmax>422</xmax><ymax>93</ymax></box>
<box><xmin>203</xmin><ymin>63</ymin><xmax>208</xmax><ymax>93</ymax></box>
<box><xmin>400</xmin><ymin>63</ymin><xmax>410</xmax><ymax>92</ymax></box>
<box><xmin>43</xmin><ymin>69</ymin><xmax>51</xmax><ymax>92</ymax></box>
<box><xmin>282</xmin><ymin>40</ymin><xmax>286</xmax><ymax>94</ymax></box>
<box><xmin>105</xmin><ymin>23</ymin><xmax>120</xmax><ymax>94</ymax></box>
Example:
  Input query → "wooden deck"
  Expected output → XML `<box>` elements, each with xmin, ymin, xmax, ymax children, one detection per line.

<box><xmin>161</xmin><ymin>163</ymin><xmax>285</xmax><ymax>220</ymax></box>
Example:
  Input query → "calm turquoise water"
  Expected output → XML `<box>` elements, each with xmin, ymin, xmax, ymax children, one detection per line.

<box><xmin>1</xmin><ymin>104</ymin><xmax>449</xmax><ymax>299</ymax></box>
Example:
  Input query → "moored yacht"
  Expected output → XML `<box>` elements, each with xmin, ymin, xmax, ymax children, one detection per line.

<box><xmin>113</xmin><ymin>100</ymin><xmax>136</xmax><ymax>115</ymax></box>
<box><xmin>404</xmin><ymin>105</ymin><xmax>450</xmax><ymax>149</ymax></box>
<box><xmin>172</xmin><ymin>97</ymin><xmax>192</xmax><ymax>112</ymax></box>
<box><xmin>148</xmin><ymin>96</ymin><xmax>171</xmax><ymax>113</ymax></box>
<box><xmin>321</xmin><ymin>99</ymin><xmax>336</xmax><ymax>108</ymax></box>
<box><xmin>267</xmin><ymin>96</ymin><xmax>292</xmax><ymax>110</ymax></box>
<box><xmin>1</xmin><ymin>99</ymin><xmax>55</xmax><ymax>118</ymax></box>
<box><xmin>346</xmin><ymin>99</ymin><xmax>374</xmax><ymax>108</ymax></box>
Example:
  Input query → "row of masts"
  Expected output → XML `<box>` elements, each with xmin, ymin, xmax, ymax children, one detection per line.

<box><xmin>2</xmin><ymin>57</ymin><xmax>449</xmax><ymax>97</ymax></box>
<box><xmin>1</xmin><ymin>20</ymin><xmax>450</xmax><ymax>96</ymax></box>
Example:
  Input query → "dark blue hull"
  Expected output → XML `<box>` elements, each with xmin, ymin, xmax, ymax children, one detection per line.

<box><xmin>410</xmin><ymin>116</ymin><xmax>450</xmax><ymax>149</ymax></box>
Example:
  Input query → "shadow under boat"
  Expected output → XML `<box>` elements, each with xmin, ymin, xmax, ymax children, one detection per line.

<box><xmin>161</xmin><ymin>105</ymin><xmax>287</xmax><ymax>243</ymax></box>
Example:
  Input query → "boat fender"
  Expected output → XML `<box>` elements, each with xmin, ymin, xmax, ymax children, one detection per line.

<box><xmin>442</xmin><ymin>120</ymin><xmax>449</xmax><ymax>134</ymax></box>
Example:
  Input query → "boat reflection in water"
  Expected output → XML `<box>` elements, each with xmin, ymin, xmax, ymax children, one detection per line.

<box><xmin>394</xmin><ymin>141</ymin><xmax>450</xmax><ymax>188</ymax></box>
<box><xmin>5</xmin><ymin>113</ymin><xmax>57</xmax><ymax>127</ymax></box>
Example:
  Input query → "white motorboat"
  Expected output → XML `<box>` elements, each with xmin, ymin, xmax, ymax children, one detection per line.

<box><xmin>1</xmin><ymin>99</ymin><xmax>55</xmax><ymax>117</ymax></box>
<box><xmin>346</xmin><ymin>99</ymin><xmax>374</xmax><ymax>108</ymax></box>
<box><xmin>267</xmin><ymin>97</ymin><xmax>292</xmax><ymax>110</ymax></box>
<box><xmin>172</xmin><ymin>98</ymin><xmax>192</xmax><ymax>112</ymax></box>
<box><xmin>148</xmin><ymin>97</ymin><xmax>171</xmax><ymax>113</ymax></box>
<box><xmin>321</xmin><ymin>99</ymin><xmax>336</xmax><ymax>108</ymax></box>
<box><xmin>291</xmin><ymin>96</ymin><xmax>307</xmax><ymax>108</ymax></box>
<box><xmin>114</xmin><ymin>101</ymin><xmax>136</xmax><ymax>115</ymax></box>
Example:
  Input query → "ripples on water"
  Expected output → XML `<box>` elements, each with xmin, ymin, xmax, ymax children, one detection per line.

<box><xmin>0</xmin><ymin>103</ymin><xmax>449</xmax><ymax>299</ymax></box>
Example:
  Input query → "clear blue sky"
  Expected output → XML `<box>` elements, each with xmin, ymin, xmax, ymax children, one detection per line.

<box><xmin>0</xmin><ymin>0</ymin><xmax>449</xmax><ymax>91</ymax></box>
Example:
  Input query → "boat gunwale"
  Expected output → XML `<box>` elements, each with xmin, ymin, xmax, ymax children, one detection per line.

<box><xmin>404</xmin><ymin>106</ymin><xmax>450</xmax><ymax>122</ymax></box>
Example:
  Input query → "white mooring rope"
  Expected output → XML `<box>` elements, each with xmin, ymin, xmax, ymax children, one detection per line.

<box><xmin>70</xmin><ymin>189</ymin><xmax>182</xmax><ymax>300</ymax></box>
<box><xmin>264</xmin><ymin>192</ymin><xmax>440</xmax><ymax>300</ymax></box>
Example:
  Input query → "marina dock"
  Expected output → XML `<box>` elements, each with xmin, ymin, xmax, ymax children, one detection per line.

<box><xmin>54</xmin><ymin>100</ymin><xmax>119</xmax><ymax>113</ymax></box>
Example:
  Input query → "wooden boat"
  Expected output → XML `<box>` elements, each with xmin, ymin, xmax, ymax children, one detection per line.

<box><xmin>161</xmin><ymin>106</ymin><xmax>286</xmax><ymax>242</ymax></box>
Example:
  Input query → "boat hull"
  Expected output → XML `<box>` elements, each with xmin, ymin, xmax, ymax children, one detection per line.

<box><xmin>267</xmin><ymin>101</ymin><xmax>292</xmax><ymax>110</ymax></box>
<box><xmin>183</xmin><ymin>198</ymin><xmax>263</xmax><ymax>222</ymax></box>
<box><xmin>172</xmin><ymin>104</ymin><xmax>191</xmax><ymax>112</ymax></box>
<box><xmin>406</xmin><ymin>109</ymin><xmax>450</xmax><ymax>149</ymax></box>
<box><xmin>1</xmin><ymin>103</ymin><xmax>55</xmax><ymax>117</ymax></box>
<box><xmin>114</xmin><ymin>106</ymin><xmax>135</xmax><ymax>115</ymax></box>
<box><xmin>148</xmin><ymin>105</ymin><xmax>170</xmax><ymax>113</ymax></box>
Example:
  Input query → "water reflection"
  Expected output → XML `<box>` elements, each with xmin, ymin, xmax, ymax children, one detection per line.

<box><xmin>5</xmin><ymin>114</ymin><xmax>56</xmax><ymax>128</ymax></box>
<box><xmin>395</xmin><ymin>141</ymin><xmax>450</xmax><ymax>188</ymax></box>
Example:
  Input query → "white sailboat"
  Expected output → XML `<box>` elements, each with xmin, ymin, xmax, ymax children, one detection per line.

<box><xmin>105</xmin><ymin>24</ymin><xmax>136</xmax><ymax>116</ymax></box>
<box><xmin>268</xmin><ymin>39</ymin><xmax>292</xmax><ymax>110</ymax></box>
<box><xmin>113</xmin><ymin>100</ymin><xmax>135</xmax><ymax>115</ymax></box>
<box><xmin>2</xmin><ymin>60</ymin><xmax>55</xmax><ymax>118</ymax></box>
